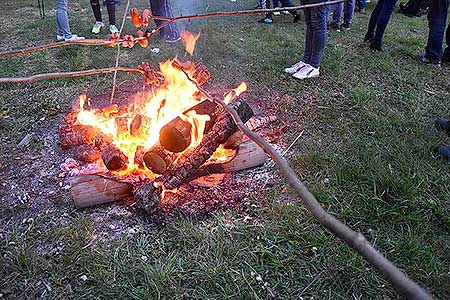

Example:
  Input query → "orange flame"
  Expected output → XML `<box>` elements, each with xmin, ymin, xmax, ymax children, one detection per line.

<box><xmin>73</xmin><ymin>59</ymin><xmax>247</xmax><ymax>177</ymax></box>
<box><xmin>224</xmin><ymin>82</ymin><xmax>247</xmax><ymax>104</ymax></box>
<box><xmin>180</xmin><ymin>30</ymin><xmax>201</xmax><ymax>56</ymax></box>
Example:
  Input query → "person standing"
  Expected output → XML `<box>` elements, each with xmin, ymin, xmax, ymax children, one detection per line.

<box><xmin>90</xmin><ymin>0</ymin><xmax>119</xmax><ymax>34</ymax></box>
<box><xmin>56</xmin><ymin>0</ymin><xmax>85</xmax><ymax>41</ymax></box>
<box><xmin>330</xmin><ymin>0</ymin><xmax>356</xmax><ymax>31</ymax></box>
<box><xmin>420</xmin><ymin>0</ymin><xmax>450</xmax><ymax>65</ymax></box>
<box><xmin>284</xmin><ymin>0</ymin><xmax>329</xmax><ymax>79</ymax></box>
<box><xmin>257</xmin><ymin>0</ymin><xmax>301</xmax><ymax>24</ymax></box>
<box><xmin>363</xmin><ymin>0</ymin><xmax>399</xmax><ymax>51</ymax></box>
<box><xmin>149</xmin><ymin>0</ymin><xmax>180</xmax><ymax>42</ymax></box>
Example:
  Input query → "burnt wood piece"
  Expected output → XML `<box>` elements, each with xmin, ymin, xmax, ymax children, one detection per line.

<box><xmin>134</xmin><ymin>145</ymin><xmax>147</xmax><ymax>167</ymax></box>
<box><xmin>143</xmin><ymin>144</ymin><xmax>177</xmax><ymax>175</ymax></box>
<box><xmin>115</xmin><ymin>117</ymin><xmax>129</xmax><ymax>135</ymax></box>
<box><xmin>130</xmin><ymin>114</ymin><xmax>151</xmax><ymax>136</ymax></box>
<box><xmin>59</xmin><ymin>124</ymin><xmax>98</xmax><ymax>149</ymax></box>
<box><xmin>76</xmin><ymin>144</ymin><xmax>101</xmax><ymax>162</ymax></box>
<box><xmin>69</xmin><ymin>175</ymin><xmax>133</xmax><ymax>208</ymax></box>
<box><xmin>136</xmin><ymin>99</ymin><xmax>253</xmax><ymax>214</ymax></box>
<box><xmin>188</xmin><ymin>140</ymin><xmax>267</xmax><ymax>181</ymax></box>
<box><xmin>64</xmin><ymin>110</ymin><xmax>79</xmax><ymax>125</ymax></box>
<box><xmin>162</xmin><ymin>99</ymin><xmax>253</xmax><ymax>189</ymax></box>
<box><xmin>222</xmin><ymin>131</ymin><xmax>243</xmax><ymax>150</ymax></box>
<box><xmin>159</xmin><ymin>100</ymin><xmax>219</xmax><ymax>153</ymax></box>
<box><xmin>95</xmin><ymin>133</ymin><xmax>129</xmax><ymax>171</ymax></box>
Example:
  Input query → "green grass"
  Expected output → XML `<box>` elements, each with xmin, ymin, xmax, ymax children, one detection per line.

<box><xmin>1</xmin><ymin>0</ymin><xmax>450</xmax><ymax>299</ymax></box>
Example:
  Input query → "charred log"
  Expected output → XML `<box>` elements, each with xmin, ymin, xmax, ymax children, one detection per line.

<box><xmin>59</xmin><ymin>124</ymin><xmax>97</xmax><ymax>149</ymax></box>
<box><xmin>159</xmin><ymin>99</ymin><xmax>219</xmax><ymax>152</ymax></box>
<box><xmin>162</xmin><ymin>99</ymin><xmax>253</xmax><ymax>189</ymax></box>
<box><xmin>143</xmin><ymin>144</ymin><xmax>177</xmax><ymax>175</ymax></box>
<box><xmin>136</xmin><ymin>99</ymin><xmax>253</xmax><ymax>213</ymax></box>
<box><xmin>95</xmin><ymin>133</ymin><xmax>129</xmax><ymax>171</ymax></box>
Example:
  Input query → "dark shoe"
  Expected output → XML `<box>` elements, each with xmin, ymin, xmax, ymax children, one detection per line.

<box><xmin>364</xmin><ymin>32</ymin><xmax>373</xmax><ymax>42</ymax></box>
<box><xmin>436</xmin><ymin>117</ymin><xmax>450</xmax><ymax>134</ymax></box>
<box><xmin>341</xmin><ymin>23</ymin><xmax>351</xmax><ymax>30</ymax></box>
<box><xmin>442</xmin><ymin>49</ymin><xmax>450</xmax><ymax>63</ymax></box>
<box><xmin>436</xmin><ymin>146</ymin><xmax>450</xmax><ymax>160</ymax></box>
<box><xmin>257</xmin><ymin>17</ymin><xmax>273</xmax><ymax>24</ymax></box>
<box><xmin>370</xmin><ymin>41</ymin><xmax>383</xmax><ymax>51</ymax></box>
<box><xmin>293</xmin><ymin>14</ymin><xmax>301</xmax><ymax>23</ymax></box>
<box><xmin>419</xmin><ymin>55</ymin><xmax>441</xmax><ymax>66</ymax></box>
<box><xmin>331</xmin><ymin>23</ymin><xmax>341</xmax><ymax>32</ymax></box>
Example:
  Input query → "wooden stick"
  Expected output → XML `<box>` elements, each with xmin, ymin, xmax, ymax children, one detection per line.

<box><xmin>0</xmin><ymin>0</ymin><xmax>344</xmax><ymax>58</ymax></box>
<box><xmin>0</xmin><ymin>67</ymin><xmax>145</xmax><ymax>84</ymax></box>
<box><xmin>181</xmin><ymin>70</ymin><xmax>431</xmax><ymax>300</ymax></box>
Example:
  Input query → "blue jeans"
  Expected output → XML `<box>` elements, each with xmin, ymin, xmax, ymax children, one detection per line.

<box><xmin>425</xmin><ymin>0</ymin><xmax>450</xmax><ymax>61</ymax></box>
<box><xmin>367</xmin><ymin>0</ymin><xmax>398</xmax><ymax>45</ymax></box>
<box><xmin>332</xmin><ymin>0</ymin><xmax>355</xmax><ymax>26</ymax></box>
<box><xmin>56</xmin><ymin>0</ymin><xmax>73</xmax><ymax>38</ymax></box>
<box><xmin>149</xmin><ymin>0</ymin><xmax>180</xmax><ymax>40</ymax></box>
<box><xmin>301</xmin><ymin>0</ymin><xmax>328</xmax><ymax>68</ymax></box>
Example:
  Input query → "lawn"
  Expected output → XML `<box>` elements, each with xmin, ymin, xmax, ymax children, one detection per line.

<box><xmin>1</xmin><ymin>0</ymin><xmax>450</xmax><ymax>299</ymax></box>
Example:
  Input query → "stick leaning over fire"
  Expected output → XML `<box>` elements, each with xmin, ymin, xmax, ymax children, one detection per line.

<box><xmin>176</xmin><ymin>71</ymin><xmax>431</xmax><ymax>300</ymax></box>
<box><xmin>0</xmin><ymin>0</ymin><xmax>345</xmax><ymax>59</ymax></box>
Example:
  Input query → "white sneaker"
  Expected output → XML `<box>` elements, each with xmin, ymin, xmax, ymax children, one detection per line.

<box><xmin>273</xmin><ymin>11</ymin><xmax>281</xmax><ymax>15</ymax></box>
<box><xmin>292</xmin><ymin>65</ymin><xmax>320</xmax><ymax>80</ymax></box>
<box><xmin>284</xmin><ymin>61</ymin><xmax>307</xmax><ymax>74</ymax></box>
<box><xmin>109</xmin><ymin>25</ymin><xmax>119</xmax><ymax>34</ymax></box>
<box><xmin>56</xmin><ymin>35</ymin><xmax>64</xmax><ymax>41</ymax></box>
<box><xmin>282</xmin><ymin>10</ymin><xmax>291</xmax><ymax>15</ymax></box>
<box><xmin>64</xmin><ymin>35</ymin><xmax>85</xmax><ymax>42</ymax></box>
<box><xmin>92</xmin><ymin>21</ymin><xmax>104</xmax><ymax>34</ymax></box>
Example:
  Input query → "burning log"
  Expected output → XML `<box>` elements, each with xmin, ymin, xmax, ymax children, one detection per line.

<box><xmin>134</xmin><ymin>143</ymin><xmax>177</xmax><ymax>174</ymax></box>
<box><xmin>69</xmin><ymin>175</ymin><xmax>133</xmax><ymax>208</ymax></box>
<box><xmin>143</xmin><ymin>144</ymin><xmax>177</xmax><ymax>175</ymax></box>
<box><xmin>59</xmin><ymin>124</ymin><xmax>98</xmax><ymax>149</ymax></box>
<box><xmin>159</xmin><ymin>100</ymin><xmax>219</xmax><ymax>152</ymax></box>
<box><xmin>95</xmin><ymin>133</ymin><xmax>129</xmax><ymax>171</ymax></box>
<box><xmin>135</xmin><ymin>99</ymin><xmax>254</xmax><ymax>212</ymax></box>
<box><xmin>130</xmin><ymin>114</ymin><xmax>151</xmax><ymax>136</ymax></box>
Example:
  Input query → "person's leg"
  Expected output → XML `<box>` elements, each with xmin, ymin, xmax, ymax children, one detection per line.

<box><xmin>280</xmin><ymin>0</ymin><xmax>299</xmax><ymax>17</ymax></box>
<box><xmin>150</xmin><ymin>0</ymin><xmax>180</xmax><ymax>41</ymax></box>
<box><xmin>302</xmin><ymin>6</ymin><xmax>313</xmax><ymax>64</ymax></box>
<box><xmin>90</xmin><ymin>0</ymin><xmax>102</xmax><ymax>22</ymax></box>
<box><xmin>273</xmin><ymin>0</ymin><xmax>280</xmax><ymax>8</ymax></box>
<box><xmin>424</xmin><ymin>0</ymin><xmax>449</xmax><ymax>61</ymax></box>
<box><xmin>371</xmin><ymin>0</ymin><xmax>398</xmax><ymax>47</ymax></box>
<box><xmin>308</xmin><ymin>3</ymin><xmax>328</xmax><ymax>68</ymax></box>
<box><xmin>359</xmin><ymin>0</ymin><xmax>367</xmax><ymax>12</ymax></box>
<box><xmin>443</xmin><ymin>21</ymin><xmax>450</xmax><ymax>60</ymax></box>
<box><xmin>105</xmin><ymin>0</ymin><xmax>116</xmax><ymax>26</ymax></box>
<box><xmin>332</xmin><ymin>3</ymin><xmax>343</xmax><ymax>27</ymax></box>
<box><xmin>366</xmin><ymin>0</ymin><xmax>384</xmax><ymax>37</ymax></box>
<box><xmin>56</xmin><ymin>0</ymin><xmax>72</xmax><ymax>38</ymax></box>
<box><xmin>343</xmin><ymin>0</ymin><xmax>355</xmax><ymax>25</ymax></box>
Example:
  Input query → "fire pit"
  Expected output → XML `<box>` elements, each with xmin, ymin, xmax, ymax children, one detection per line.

<box><xmin>59</xmin><ymin>58</ymin><xmax>270</xmax><ymax>214</ymax></box>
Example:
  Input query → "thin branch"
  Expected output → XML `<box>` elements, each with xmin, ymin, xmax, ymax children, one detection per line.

<box><xmin>110</xmin><ymin>0</ymin><xmax>131</xmax><ymax>104</ymax></box>
<box><xmin>0</xmin><ymin>0</ymin><xmax>344</xmax><ymax>57</ymax></box>
<box><xmin>181</xmin><ymin>69</ymin><xmax>432</xmax><ymax>300</ymax></box>
<box><xmin>0</xmin><ymin>67</ymin><xmax>145</xmax><ymax>84</ymax></box>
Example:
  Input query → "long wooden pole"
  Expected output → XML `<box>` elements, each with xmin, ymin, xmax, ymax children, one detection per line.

<box><xmin>0</xmin><ymin>0</ymin><xmax>344</xmax><ymax>58</ymax></box>
<box><xmin>180</xmin><ymin>69</ymin><xmax>432</xmax><ymax>300</ymax></box>
<box><xmin>0</xmin><ymin>67</ymin><xmax>145</xmax><ymax>84</ymax></box>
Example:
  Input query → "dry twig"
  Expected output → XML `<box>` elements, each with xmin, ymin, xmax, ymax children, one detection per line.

<box><xmin>0</xmin><ymin>67</ymin><xmax>145</xmax><ymax>84</ymax></box>
<box><xmin>181</xmin><ymin>69</ymin><xmax>432</xmax><ymax>300</ymax></box>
